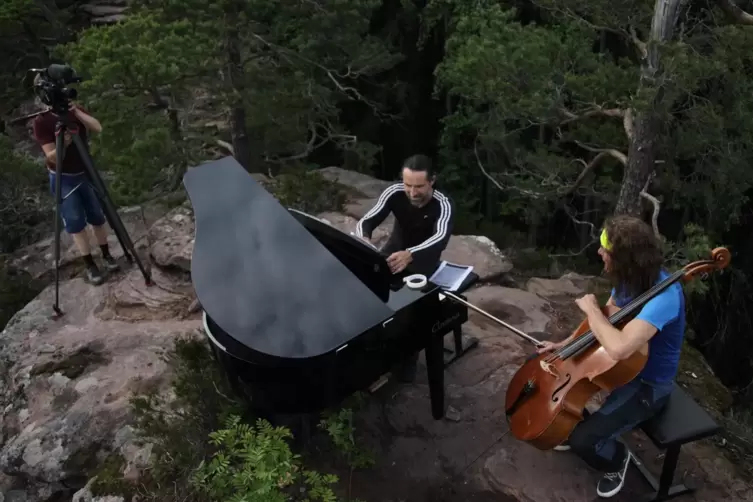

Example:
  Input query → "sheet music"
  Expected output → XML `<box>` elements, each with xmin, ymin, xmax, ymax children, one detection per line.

<box><xmin>429</xmin><ymin>260</ymin><xmax>474</xmax><ymax>292</ymax></box>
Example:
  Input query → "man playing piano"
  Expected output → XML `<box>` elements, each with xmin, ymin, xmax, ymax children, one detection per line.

<box><xmin>354</xmin><ymin>154</ymin><xmax>454</xmax><ymax>276</ymax></box>
<box><xmin>354</xmin><ymin>153</ymin><xmax>455</xmax><ymax>381</ymax></box>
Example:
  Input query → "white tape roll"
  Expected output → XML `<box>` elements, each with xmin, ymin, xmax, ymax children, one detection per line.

<box><xmin>403</xmin><ymin>274</ymin><xmax>427</xmax><ymax>289</ymax></box>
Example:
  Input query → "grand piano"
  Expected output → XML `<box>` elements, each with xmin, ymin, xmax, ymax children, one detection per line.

<box><xmin>184</xmin><ymin>156</ymin><xmax>477</xmax><ymax>419</ymax></box>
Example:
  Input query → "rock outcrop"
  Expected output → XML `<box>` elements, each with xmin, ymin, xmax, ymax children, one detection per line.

<box><xmin>0</xmin><ymin>166</ymin><xmax>749</xmax><ymax>502</ymax></box>
<box><xmin>8</xmin><ymin>203</ymin><xmax>169</xmax><ymax>282</ymax></box>
<box><xmin>80</xmin><ymin>2</ymin><xmax>129</xmax><ymax>25</ymax></box>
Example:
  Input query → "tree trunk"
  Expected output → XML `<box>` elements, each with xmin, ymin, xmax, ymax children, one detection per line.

<box><xmin>229</xmin><ymin>106</ymin><xmax>252</xmax><ymax>171</ymax></box>
<box><xmin>613</xmin><ymin>0</ymin><xmax>689</xmax><ymax>216</ymax></box>
<box><xmin>528</xmin><ymin>214</ymin><xmax>538</xmax><ymax>246</ymax></box>
<box><xmin>614</xmin><ymin>112</ymin><xmax>662</xmax><ymax>216</ymax></box>
<box><xmin>223</xmin><ymin>2</ymin><xmax>254</xmax><ymax>172</ymax></box>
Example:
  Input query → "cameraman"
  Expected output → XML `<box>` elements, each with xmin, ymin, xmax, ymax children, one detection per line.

<box><xmin>32</xmin><ymin>98</ymin><xmax>119</xmax><ymax>285</ymax></box>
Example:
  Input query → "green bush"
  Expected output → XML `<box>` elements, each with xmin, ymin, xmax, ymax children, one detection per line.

<box><xmin>92</xmin><ymin>337</ymin><xmax>372</xmax><ymax>502</ymax></box>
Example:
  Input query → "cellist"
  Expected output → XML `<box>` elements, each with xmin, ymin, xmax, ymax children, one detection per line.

<box><xmin>536</xmin><ymin>215</ymin><xmax>685</xmax><ymax>499</ymax></box>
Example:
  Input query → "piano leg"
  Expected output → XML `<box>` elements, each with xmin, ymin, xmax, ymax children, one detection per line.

<box><xmin>425</xmin><ymin>334</ymin><xmax>446</xmax><ymax>420</ymax></box>
<box><xmin>443</xmin><ymin>325</ymin><xmax>479</xmax><ymax>368</ymax></box>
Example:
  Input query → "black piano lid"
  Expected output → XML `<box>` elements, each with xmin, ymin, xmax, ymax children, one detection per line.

<box><xmin>287</xmin><ymin>207</ymin><xmax>393</xmax><ymax>302</ymax></box>
<box><xmin>183</xmin><ymin>156</ymin><xmax>396</xmax><ymax>360</ymax></box>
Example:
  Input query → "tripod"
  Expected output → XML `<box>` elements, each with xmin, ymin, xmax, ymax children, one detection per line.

<box><xmin>51</xmin><ymin>110</ymin><xmax>152</xmax><ymax>316</ymax></box>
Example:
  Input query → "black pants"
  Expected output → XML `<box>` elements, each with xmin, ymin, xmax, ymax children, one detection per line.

<box><xmin>382</xmin><ymin>230</ymin><xmax>439</xmax><ymax>380</ymax></box>
<box><xmin>568</xmin><ymin>378</ymin><xmax>673</xmax><ymax>472</ymax></box>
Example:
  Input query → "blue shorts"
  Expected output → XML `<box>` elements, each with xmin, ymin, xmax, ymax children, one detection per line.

<box><xmin>49</xmin><ymin>172</ymin><xmax>106</xmax><ymax>234</ymax></box>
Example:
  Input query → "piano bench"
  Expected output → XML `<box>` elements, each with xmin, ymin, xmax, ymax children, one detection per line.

<box><xmin>628</xmin><ymin>384</ymin><xmax>721</xmax><ymax>502</ymax></box>
<box><xmin>443</xmin><ymin>271</ymin><xmax>480</xmax><ymax>368</ymax></box>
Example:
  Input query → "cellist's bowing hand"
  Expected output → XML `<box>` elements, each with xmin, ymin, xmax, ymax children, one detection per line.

<box><xmin>575</xmin><ymin>294</ymin><xmax>600</xmax><ymax>316</ymax></box>
<box><xmin>536</xmin><ymin>341</ymin><xmax>562</xmax><ymax>354</ymax></box>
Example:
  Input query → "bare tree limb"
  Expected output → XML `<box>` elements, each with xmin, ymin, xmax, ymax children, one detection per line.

<box><xmin>639</xmin><ymin>171</ymin><xmax>664</xmax><ymax>241</ymax></box>
<box><xmin>473</xmin><ymin>137</ymin><xmax>546</xmax><ymax>199</ymax></box>
<box><xmin>247</xmin><ymin>31</ymin><xmax>391</xmax><ymax>117</ymax></box>
<box><xmin>572</xmin><ymin>141</ymin><xmax>629</xmax><ymax>165</ymax></box>
<box><xmin>628</xmin><ymin>26</ymin><xmax>648</xmax><ymax>60</ymax></box>
<box><xmin>623</xmin><ymin>108</ymin><xmax>635</xmax><ymax>141</ymax></box>
<box><xmin>5</xmin><ymin>109</ymin><xmax>47</xmax><ymax>126</ymax></box>
<box><xmin>216</xmin><ymin>139</ymin><xmax>234</xmax><ymax>155</ymax></box>
<box><xmin>264</xmin><ymin>121</ymin><xmax>319</xmax><ymax>163</ymax></box>
<box><xmin>563</xmin><ymin>147</ymin><xmax>628</xmax><ymax>196</ymax></box>
<box><xmin>531</xmin><ymin>1</ymin><xmax>649</xmax><ymax>60</ymax></box>
<box><xmin>558</xmin><ymin>106</ymin><xmax>625</xmax><ymax>124</ymax></box>
<box><xmin>471</xmin><ymin>133</ymin><xmax>601</xmax><ymax>258</ymax></box>
<box><xmin>548</xmin><ymin>203</ymin><xmax>600</xmax><ymax>257</ymax></box>
<box><xmin>717</xmin><ymin>0</ymin><xmax>753</xmax><ymax>25</ymax></box>
<box><xmin>557</xmin><ymin>105</ymin><xmax>635</xmax><ymax>140</ymax></box>
<box><xmin>557</xmin><ymin>140</ymin><xmax>628</xmax><ymax>196</ymax></box>
<box><xmin>262</xmin><ymin>121</ymin><xmax>357</xmax><ymax>164</ymax></box>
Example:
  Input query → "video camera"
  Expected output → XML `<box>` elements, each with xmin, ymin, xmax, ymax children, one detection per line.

<box><xmin>30</xmin><ymin>64</ymin><xmax>83</xmax><ymax>114</ymax></box>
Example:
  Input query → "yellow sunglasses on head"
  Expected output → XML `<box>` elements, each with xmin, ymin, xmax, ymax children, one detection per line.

<box><xmin>600</xmin><ymin>228</ymin><xmax>612</xmax><ymax>251</ymax></box>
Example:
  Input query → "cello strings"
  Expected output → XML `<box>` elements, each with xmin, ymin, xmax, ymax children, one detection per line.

<box><xmin>555</xmin><ymin>281</ymin><xmax>664</xmax><ymax>358</ymax></box>
<box><xmin>544</xmin><ymin>256</ymin><xmax>715</xmax><ymax>362</ymax></box>
<box><xmin>544</xmin><ymin>268</ymin><xmax>687</xmax><ymax>363</ymax></box>
<box><xmin>555</xmin><ymin>268</ymin><xmax>685</xmax><ymax>358</ymax></box>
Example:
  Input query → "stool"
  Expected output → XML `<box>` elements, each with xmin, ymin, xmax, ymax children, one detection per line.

<box><xmin>630</xmin><ymin>384</ymin><xmax>721</xmax><ymax>501</ymax></box>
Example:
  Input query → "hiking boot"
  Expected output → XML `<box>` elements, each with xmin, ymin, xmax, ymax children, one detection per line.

<box><xmin>596</xmin><ymin>450</ymin><xmax>632</xmax><ymax>498</ymax></box>
<box><xmin>102</xmin><ymin>254</ymin><xmax>120</xmax><ymax>272</ymax></box>
<box><xmin>86</xmin><ymin>263</ymin><xmax>105</xmax><ymax>285</ymax></box>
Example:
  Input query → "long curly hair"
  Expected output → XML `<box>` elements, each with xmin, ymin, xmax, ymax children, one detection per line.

<box><xmin>604</xmin><ymin>215</ymin><xmax>664</xmax><ymax>299</ymax></box>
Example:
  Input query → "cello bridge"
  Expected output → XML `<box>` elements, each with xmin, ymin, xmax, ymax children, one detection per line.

<box><xmin>539</xmin><ymin>360</ymin><xmax>558</xmax><ymax>377</ymax></box>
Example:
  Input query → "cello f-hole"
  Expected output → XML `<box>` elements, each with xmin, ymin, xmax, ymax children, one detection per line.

<box><xmin>551</xmin><ymin>374</ymin><xmax>571</xmax><ymax>403</ymax></box>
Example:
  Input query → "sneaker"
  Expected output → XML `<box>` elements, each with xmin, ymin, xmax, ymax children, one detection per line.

<box><xmin>86</xmin><ymin>264</ymin><xmax>105</xmax><ymax>285</ymax></box>
<box><xmin>596</xmin><ymin>450</ymin><xmax>632</xmax><ymax>498</ymax></box>
<box><xmin>102</xmin><ymin>254</ymin><xmax>120</xmax><ymax>272</ymax></box>
<box><xmin>553</xmin><ymin>441</ymin><xmax>571</xmax><ymax>451</ymax></box>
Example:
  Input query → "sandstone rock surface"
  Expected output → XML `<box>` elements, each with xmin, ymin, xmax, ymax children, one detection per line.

<box><xmin>1</xmin><ymin>165</ymin><xmax>748</xmax><ymax>502</ymax></box>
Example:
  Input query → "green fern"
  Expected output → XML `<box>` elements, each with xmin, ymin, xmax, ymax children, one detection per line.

<box><xmin>191</xmin><ymin>414</ymin><xmax>344</xmax><ymax>501</ymax></box>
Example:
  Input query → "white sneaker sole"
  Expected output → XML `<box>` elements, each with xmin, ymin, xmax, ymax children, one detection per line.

<box><xmin>597</xmin><ymin>451</ymin><xmax>632</xmax><ymax>498</ymax></box>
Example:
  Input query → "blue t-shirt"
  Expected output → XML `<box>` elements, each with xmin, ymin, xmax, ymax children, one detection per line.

<box><xmin>611</xmin><ymin>269</ymin><xmax>686</xmax><ymax>384</ymax></box>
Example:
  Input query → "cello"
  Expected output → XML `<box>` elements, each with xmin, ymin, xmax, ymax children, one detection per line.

<box><xmin>501</xmin><ymin>247</ymin><xmax>731</xmax><ymax>450</ymax></box>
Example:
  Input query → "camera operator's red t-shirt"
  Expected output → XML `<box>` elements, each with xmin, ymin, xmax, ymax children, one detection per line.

<box><xmin>32</xmin><ymin>109</ymin><xmax>90</xmax><ymax>175</ymax></box>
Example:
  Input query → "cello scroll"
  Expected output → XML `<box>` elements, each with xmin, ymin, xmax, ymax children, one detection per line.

<box><xmin>680</xmin><ymin>247</ymin><xmax>731</xmax><ymax>283</ymax></box>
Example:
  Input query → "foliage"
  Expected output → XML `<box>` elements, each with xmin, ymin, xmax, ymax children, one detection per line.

<box><xmin>4</xmin><ymin>0</ymin><xmax>753</xmax><ymax>486</ymax></box>
<box><xmin>0</xmin><ymin>0</ymin><xmax>72</xmax><ymax>112</ymax></box>
<box><xmin>663</xmin><ymin>223</ymin><xmax>718</xmax><ymax>296</ymax></box>
<box><xmin>90</xmin><ymin>453</ymin><xmax>133</xmax><ymax>499</ymax></box>
<box><xmin>48</xmin><ymin>0</ymin><xmax>401</xmax><ymax>205</ymax></box>
<box><xmin>319</xmin><ymin>394</ymin><xmax>376</xmax><ymax>470</ymax></box>
<box><xmin>431</xmin><ymin>0</ymin><xmax>753</xmax><ymax>251</ymax></box>
<box><xmin>191</xmin><ymin>415</ymin><xmax>340</xmax><ymax>502</ymax></box>
<box><xmin>433</xmin><ymin>1</ymin><xmax>635</xmax><ymax>225</ymax></box>
<box><xmin>269</xmin><ymin>168</ymin><xmax>349</xmax><ymax>215</ymax></box>
<box><xmin>0</xmin><ymin>259</ymin><xmax>44</xmax><ymax>331</ymax></box>
<box><xmin>0</xmin><ymin>136</ymin><xmax>48</xmax><ymax>252</ymax></box>
<box><xmin>120</xmin><ymin>337</ymin><xmax>247</xmax><ymax>500</ymax></box>
<box><xmin>90</xmin><ymin>337</ymin><xmax>373</xmax><ymax>501</ymax></box>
